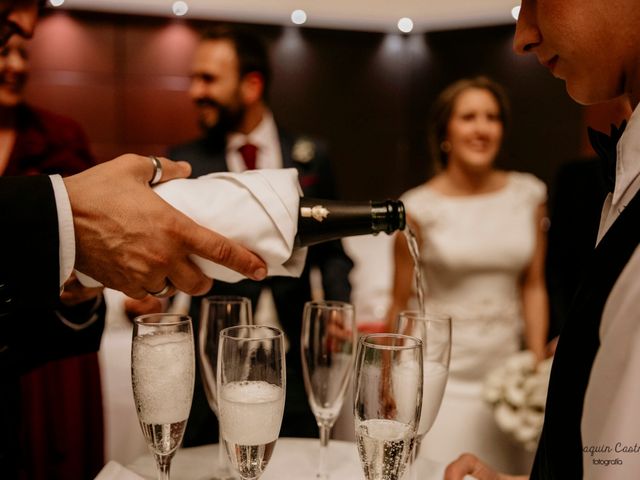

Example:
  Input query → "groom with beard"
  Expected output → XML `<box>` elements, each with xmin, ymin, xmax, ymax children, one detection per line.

<box><xmin>168</xmin><ymin>25</ymin><xmax>354</xmax><ymax>446</ymax></box>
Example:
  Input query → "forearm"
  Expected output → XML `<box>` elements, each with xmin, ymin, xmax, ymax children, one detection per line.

<box><xmin>522</xmin><ymin>282</ymin><xmax>549</xmax><ymax>360</ymax></box>
<box><xmin>522</xmin><ymin>202</ymin><xmax>549</xmax><ymax>360</ymax></box>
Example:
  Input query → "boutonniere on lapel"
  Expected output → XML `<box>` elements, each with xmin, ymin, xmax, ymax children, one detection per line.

<box><xmin>292</xmin><ymin>137</ymin><xmax>316</xmax><ymax>164</ymax></box>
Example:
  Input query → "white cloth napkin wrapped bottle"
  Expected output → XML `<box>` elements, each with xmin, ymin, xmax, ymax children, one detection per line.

<box><xmin>76</xmin><ymin>168</ymin><xmax>306</xmax><ymax>287</ymax></box>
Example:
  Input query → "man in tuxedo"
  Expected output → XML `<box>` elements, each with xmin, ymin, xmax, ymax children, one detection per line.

<box><xmin>168</xmin><ymin>25</ymin><xmax>353</xmax><ymax>444</ymax></box>
<box><xmin>445</xmin><ymin>1</ymin><xmax>640</xmax><ymax>479</ymax></box>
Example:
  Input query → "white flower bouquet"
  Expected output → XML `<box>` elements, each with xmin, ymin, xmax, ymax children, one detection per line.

<box><xmin>483</xmin><ymin>350</ymin><xmax>553</xmax><ymax>451</ymax></box>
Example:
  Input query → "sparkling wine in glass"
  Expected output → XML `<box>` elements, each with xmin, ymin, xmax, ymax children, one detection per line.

<box><xmin>301</xmin><ymin>300</ymin><xmax>357</xmax><ymax>479</ymax></box>
<box><xmin>131</xmin><ymin>314</ymin><xmax>195</xmax><ymax>480</ymax></box>
<box><xmin>217</xmin><ymin>325</ymin><xmax>286</xmax><ymax>480</ymax></box>
<box><xmin>397</xmin><ymin>310</ymin><xmax>451</xmax><ymax>478</ymax></box>
<box><xmin>199</xmin><ymin>296</ymin><xmax>252</xmax><ymax>479</ymax></box>
<box><xmin>354</xmin><ymin>333</ymin><xmax>423</xmax><ymax>480</ymax></box>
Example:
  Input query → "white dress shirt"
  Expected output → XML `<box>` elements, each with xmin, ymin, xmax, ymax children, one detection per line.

<box><xmin>50</xmin><ymin>174</ymin><xmax>75</xmax><ymax>287</ymax></box>
<box><xmin>582</xmin><ymin>104</ymin><xmax>640</xmax><ymax>479</ymax></box>
<box><xmin>225</xmin><ymin>110</ymin><xmax>283</xmax><ymax>172</ymax></box>
<box><xmin>224</xmin><ymin>111</ymin><xmax>289</xmax><ymax>333</ymax></box>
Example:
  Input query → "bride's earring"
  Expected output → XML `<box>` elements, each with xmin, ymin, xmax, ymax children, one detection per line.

<box><xmin>440</xmin><ymin>140</ymin><xmax>452</xmax><ymax>153</ymax></box>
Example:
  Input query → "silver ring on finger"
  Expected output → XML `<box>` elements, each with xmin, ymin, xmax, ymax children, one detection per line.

<box><xmin>146</xmin><ymin>281</ymin><xmax>172</xmax><ymax>298</ymax></box>
<box><xmin>149</xmin><ymin>155</ymin><xmax>163</xmax><ymax>186</ymax></box>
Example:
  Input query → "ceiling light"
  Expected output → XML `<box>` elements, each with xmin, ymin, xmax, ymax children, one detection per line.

<box><xmin>172</xmin><ymin>1</ymin><xmax>189</xmax><ymax>16</ymax></box>
<box><xmin>49</xmin><ymin>0</ymin><xmax>64</xmax><ymax>6</ymax></box>
<box><xmin>397</xmin><ymin>17</ymin><xmax>414</xmax><ymax>34</ymax></box>
<box><xmin>291</xmin><ymin>9</ymin><xmax>307</xmax><ymax>25</ymax></box>
<box><xmin>511</xmin><ymin>6</ymin><xmax>521</xmax><ymax>20</ymax></box>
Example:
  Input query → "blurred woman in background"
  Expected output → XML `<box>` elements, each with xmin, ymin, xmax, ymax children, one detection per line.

<box><xmin>386</xmin><ymin>76</ymin><xmax>549</xmax><ymax>473</ymax></box>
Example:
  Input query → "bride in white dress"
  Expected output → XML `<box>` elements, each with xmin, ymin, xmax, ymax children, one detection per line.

<box><xmin>386</xmin><ymin>77</ymin><xmax>549</xmax><ymax>474</ymax></box>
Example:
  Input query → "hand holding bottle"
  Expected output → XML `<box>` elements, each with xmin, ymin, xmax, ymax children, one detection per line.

<box><xmin>152</xmin><ymin>168</ymin><xmax>406</xmax><ymax>283</ymax></box>
<box><xmin>65</xmin><ymin>154</ymin><xmax>267</xmax><ymax>297</ymax></box>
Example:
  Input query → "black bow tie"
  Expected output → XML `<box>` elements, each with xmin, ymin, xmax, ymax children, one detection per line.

<box><xmin>587</xmin><ymin>120</ymin><xmax>627</xmax><ymax>193</ymax></box>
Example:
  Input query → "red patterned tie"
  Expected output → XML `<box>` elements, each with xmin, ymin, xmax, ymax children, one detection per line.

<box><xmin>238</xmin><ymin>143</ymin><xmax>258</xmax><ymax>170</ymax></box>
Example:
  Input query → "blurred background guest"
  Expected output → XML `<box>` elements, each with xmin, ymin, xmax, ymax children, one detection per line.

<box><xmin>386</xmin><ymin>76</ymin><xmax>549</xmax><ymax>473</ymax></box>
<box><xmin>0</xmin><ymin>35</ymin><xmax>105</xmax><ymax>479</ymax></box>
<box><xmin>167</xmin><ymin>25</ymin><xmax>353</xmax><ymax>444</ymax></box>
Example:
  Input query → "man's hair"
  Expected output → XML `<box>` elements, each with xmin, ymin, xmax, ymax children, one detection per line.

<box><xmin>428</xmin><ymin>76</ymin><xmax>511</xmax><ymax>169</ymax></box>
<box><xmin>201</xmin><ymin>25</ymin><xmax>271</xmax><ymax>97</ymax></box>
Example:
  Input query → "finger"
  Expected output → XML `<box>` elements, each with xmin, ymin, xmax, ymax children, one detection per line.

<box><xmin>124</xmin><ymin>296</ymin><xmax>164</xmax><ymax>320</ymax></box>
<box><xmin>444</xmin><ymin>454</ymin><xmax>477</xmax><ymax>480</ymax></box>
<box><xmin>144</xmin><ymin>280</ymin><xmax>176</xmax><ymax>299</ymax></box>
<box><xmin>124</xmin><ymin>154</ymin><xmax>191</xmax><ymax>184</ymax></box>
<box><xmin>167</xmin><ymin>257</ymin><xmax>213</xmax><ymax>296</ymax></box>
<box><xmin>123</xmin><ymin>286</ymin><xmax>148</xmax><ymax>300</ymax></box>
<box><xmin>183</xmin><ymin>221</ymin><xmax>267</xmax><ymax>281</ymax></box>
<box><xmin>154</xmin><ymin>156</ymin><xmax>192</xmax><ymax>183</ymax></box>
<box><xmin>444</xmin><ymin>453</ymin><xmax>499</xmax><ymax>480</ymax></box>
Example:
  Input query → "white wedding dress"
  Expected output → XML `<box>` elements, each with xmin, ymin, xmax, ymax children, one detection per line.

<box><xmin>401</xmin><ymin>172</ymin><xmax>546</xmax><ymax>474</ymax></box>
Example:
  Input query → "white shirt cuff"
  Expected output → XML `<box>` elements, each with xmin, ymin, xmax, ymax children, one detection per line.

<box><xmin>49</xmin><ymin>174</ymin><xmax>76</xmax><ymax>287</ymax></box>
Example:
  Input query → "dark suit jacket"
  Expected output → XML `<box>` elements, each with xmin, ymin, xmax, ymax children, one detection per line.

<box><xmin>532</xmin><ymin>189</ymin><xmax>640</xmax><ymax>479</ymax></box>
<box><xmin>168</xmin><ymin>128</ymin><xmax>354</xmax><ymax>444</ymax></box>
<box><xmin>0</xmin><ymin>105</ymin><xmax>105</xmax><ymax>476</ymax></box>
<box><xmin>545</xmin><ymin>158</ymin><xmax>609</xmax><ymax>338</ymax></box>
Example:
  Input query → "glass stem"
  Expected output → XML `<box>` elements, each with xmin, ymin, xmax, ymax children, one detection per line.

<box><xmin>317</xmin><ymin>423</ymin><xmax>331</xmax><ymax>480</ymax></box>
<box><xmin>154</xmin><ymin>454</ymin><xmax>171</xmax><ymax>480</ymax></box>
<box><xmin>218</xmin><ymin>428</ymin><xmax>227</xmax><ymax>472</ymax></box>
<box><xmin>410</xmin><ymin>435</ymin><xmax>423</xmax><ymax>480</ymax></box>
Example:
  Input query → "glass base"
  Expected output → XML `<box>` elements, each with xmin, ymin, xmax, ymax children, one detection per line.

<box><xmin>200</xmin><ymin>472</ymin><xmax>238</xmax><ymax>480</ymax></box>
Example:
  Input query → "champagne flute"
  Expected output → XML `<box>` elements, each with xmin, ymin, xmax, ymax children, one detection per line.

<box><xmin>217</xmin><ymin>325</ymin><xmax>286</xmax><ymax>480</ymax></box>
<box><xmin>354</xmin><ymin>333</ymin><xmax>423</xmax><ymax>480</ymax></box>
<box><xmin>397</xmin><ymin>310</ymin><xmax>451</xmax><ymax>478</ymax></box>
<box><xmin>199</xmin><ymin>296</ymin><xmax>253</xmax><ymax>479</ymax></box>
<box><xmin>131</xmin><ymin>314</ymin><xmax>195</xmax><ymax>480</ymax></box>
<box><xmin>301</xmin><ymin>300</ymin><xmax>357</xmax><ymax>479</ymax></box>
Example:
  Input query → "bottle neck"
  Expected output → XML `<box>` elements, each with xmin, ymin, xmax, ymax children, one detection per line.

<box><xmin>294</xmin><ymin>198</ymin><xmax>405</xmax><ymax>247</ymax></box>
<box><xmin>370</xmin><ymin>200</ymin><xmax>405</xmax><ymax>234</ymax></box>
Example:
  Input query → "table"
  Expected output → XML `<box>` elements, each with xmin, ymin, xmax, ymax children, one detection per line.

<box><xmin>126</xmin><ymin>437</ymin><xmax>454</xmax><ymax>480</ymax></box>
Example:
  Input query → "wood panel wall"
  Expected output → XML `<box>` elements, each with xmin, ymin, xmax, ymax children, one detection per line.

<box><xmin>23</xmin><ymin>10</ymin><xmax>626</xmax><ymax>200</ymax></box>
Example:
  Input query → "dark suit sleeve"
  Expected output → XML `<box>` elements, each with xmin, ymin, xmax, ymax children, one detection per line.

<box><xmin>0</xmin><ymin>176</ymin><xmax>58</xmax><ymax>370</ymax></box>
<box><xmin>296</xmin><ymin>139</ymin><xmax>354</xmax><ymax>302</ymax></box>
<box><xmin>307</xmin><ymin>241</ymin><xmax>353</xmax><ymax>301</ymax></box>
<box><xmin>17</xmin><ymin>296</ymin><xmax>106</xmax><ymax>374</ymax></box>
<box><xmin>0</xmin><ymin>176</ymin><xmax>104</xmax><ymax>374</ymax></box>
<box><xmin>0</xmin><ymin>175</ymin><xmax>60</xmax><ymax>316</ymax></box>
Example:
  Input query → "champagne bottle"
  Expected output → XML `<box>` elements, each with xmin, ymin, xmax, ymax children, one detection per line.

<box><xmin>294</xmin><ymin>198</ymin><xmax>406</xmax><ymax>247</ymax></box>
<box><xmin>77</xmin><ymin>171</ymin><xmax>406</xmax><ymax>286</ymax></box>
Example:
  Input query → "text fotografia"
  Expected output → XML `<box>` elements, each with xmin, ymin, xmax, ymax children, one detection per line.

<box><xmin>583</xmin><ymin>443</ymin><xmax>640</xmax><ymax>467</ymax></box>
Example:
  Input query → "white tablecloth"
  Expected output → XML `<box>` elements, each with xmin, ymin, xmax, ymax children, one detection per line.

<box><xmin>125</xmin><ymin>438</ymin><xmax>454</xmax><ymax>480</ymax></box>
